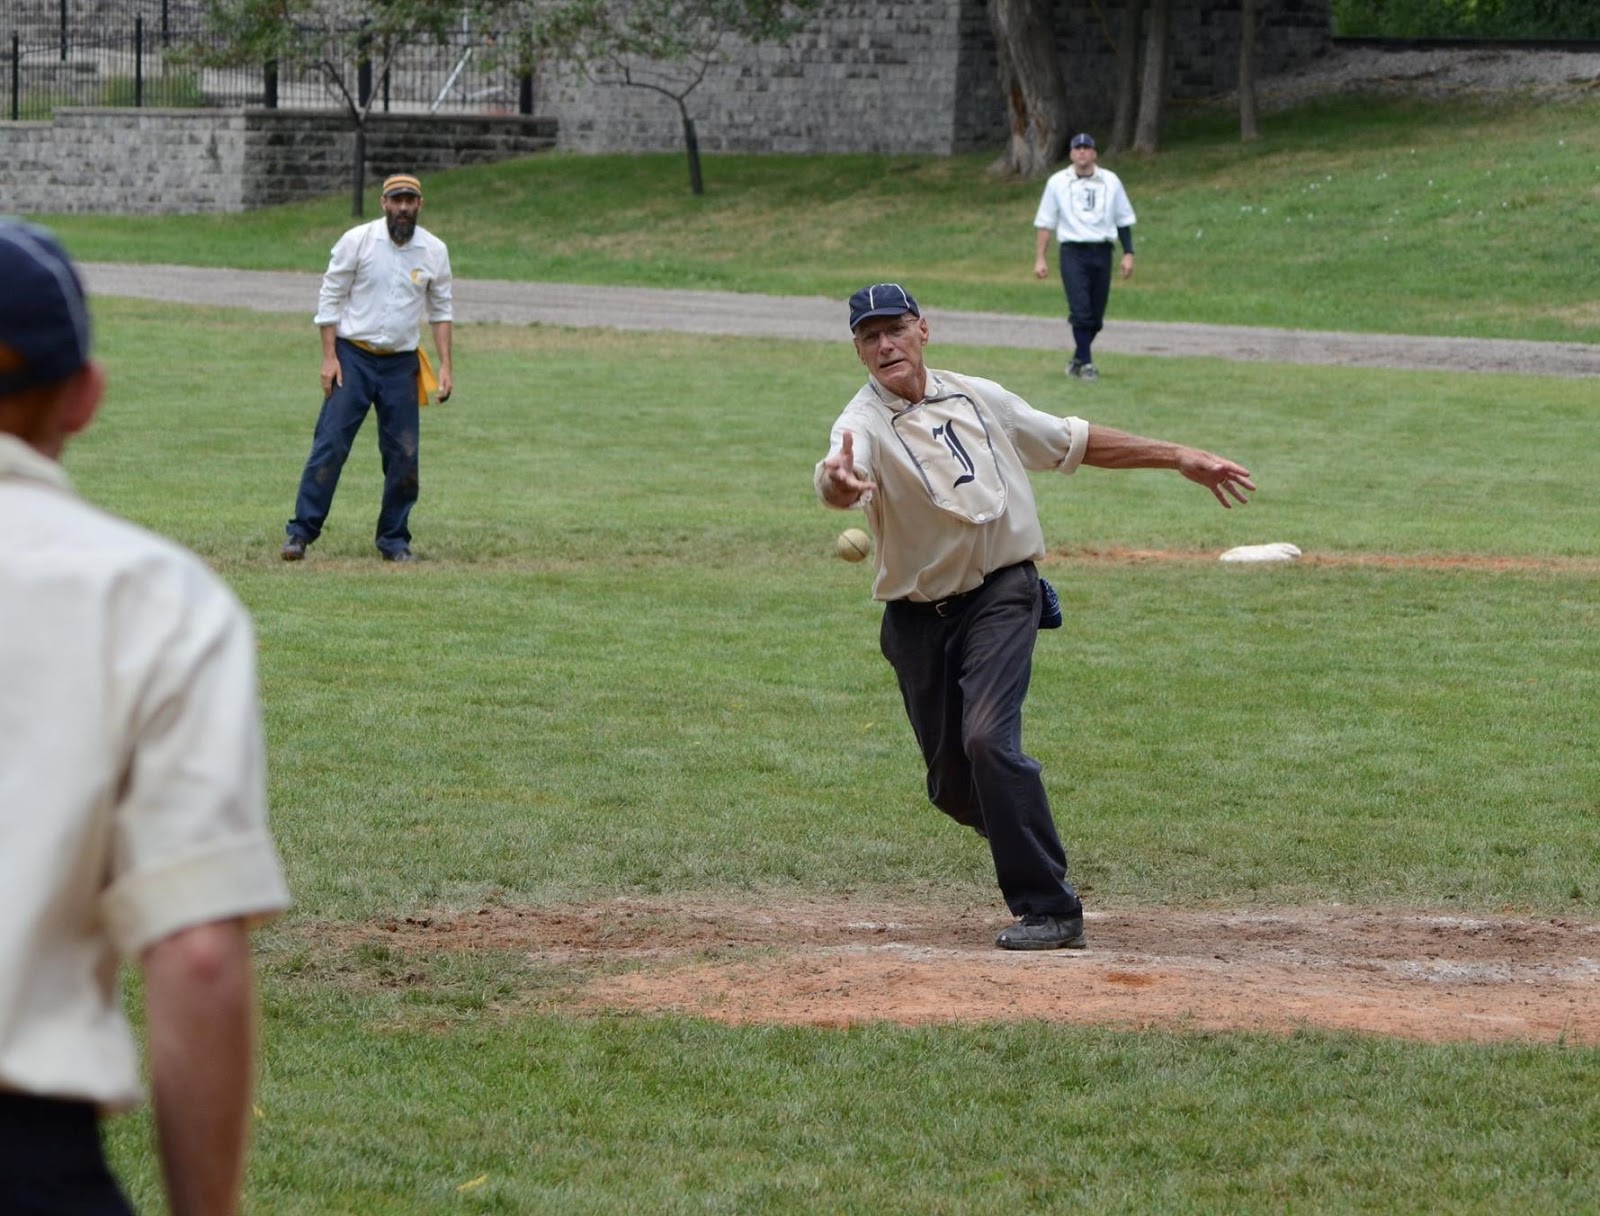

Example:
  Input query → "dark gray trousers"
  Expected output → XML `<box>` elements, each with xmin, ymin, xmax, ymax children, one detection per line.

<box><xmin>879</xmin><ymin>561</ymin><xmax>1082</xmax><ymax>919</ymax></box>
<box><xmin>0</xmin><ymin>1094</ymin><xmax>135</xmax><ymax>1215</ymax></box>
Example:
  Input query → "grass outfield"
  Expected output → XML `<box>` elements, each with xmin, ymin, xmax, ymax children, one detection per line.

<box><xmin>34</xmin><ymin>93</ymin><xmax>1600</xmax><ymax>344</ymax></box>
<box><xmin>68</xmin><ymin>299</ymin><xmax>1600</xmax><ymax>1212</ymax></box>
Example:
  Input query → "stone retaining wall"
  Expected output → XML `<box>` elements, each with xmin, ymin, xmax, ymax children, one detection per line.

<box><xmin>538</xmin><ymin>0</ymin><xmax>1332</xmax><ymax>155</ymax></box>
<box><xmin>1</xmin><ymin>0</ymin><xmax>1331</xmax><ymax>213</ymax></box>
<box><xmin>0</xmin><ymin>108</ymin><xmax>557</xmax><ymax>214</ymax></box>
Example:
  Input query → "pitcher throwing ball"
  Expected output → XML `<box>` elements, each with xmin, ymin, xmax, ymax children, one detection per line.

<box><xmin>815</xmin><ymin>283</ymin><xmax>1253</xmax><ymax>950</ymax></box>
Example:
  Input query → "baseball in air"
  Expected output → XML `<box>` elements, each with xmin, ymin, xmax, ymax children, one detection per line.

<box><xmin>835</xmin><ymin>528</ymin><xmax>872</xmax><ymax>563</ymax></box>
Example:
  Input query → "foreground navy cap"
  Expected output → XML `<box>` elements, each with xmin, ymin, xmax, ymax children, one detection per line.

<box><xmin>848</xmin><ymin>283</ymin><xmax>920</xmax><ymax>332</ymax></box>
<box><xmin>1070</xmin><ymin>132</ymin><xmax>1096</xmax><ymax>149</ymax></box>
<box><xmin>0</xmin><ymin>220</ymin><xmax>92</xmax><ymax>395</ymax></box>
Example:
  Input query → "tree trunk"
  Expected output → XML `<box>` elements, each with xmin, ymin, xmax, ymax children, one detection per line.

<box><xmin>1132</xmin><ymin>0</ymin><xmax>1169</xmax><ymax>154</ymax></box>
<box><xmin>680</xmin><ymin>108</ymin><xmax>704</xmax><ymax>196</ymax></box>
<box><xmin>350</xmin><ymin>123</ymin><xmax>366</xmax><ymax>217</ymax></box>
<box><xmin>987</xmin><ymin>0</ymin><xmax>1068</xmax><ymax>177</ymax></box>
<box><xmin>1108</xmin><ymin>0</ymin><xmax>1144</xmax><ymax>153</ymax></box>
<box><xmin>1238</xmin><ymin>0</ymin><xmax>1261</xmax><ymax>143</ymax></box>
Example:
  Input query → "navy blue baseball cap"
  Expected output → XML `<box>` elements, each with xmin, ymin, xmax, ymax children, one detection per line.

<box><xmin>848</xmin><ymin>283</ymin><xmax>920</xmax><ymax>332</ymax></box>
<box><xmin>1070</xmin><ymin>132</ymin><xmax>1096</xmax><ymax>149</ymax></box>
<box><xmin>0</xmin><ymin>220</ymin><xmax>92</xmax><ymax>395</ymax></box>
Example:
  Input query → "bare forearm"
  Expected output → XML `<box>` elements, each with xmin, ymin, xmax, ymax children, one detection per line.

<box><xmin>1082</xmin><ymin>425</ymin><xmax>1185</xmax><ymax>469</ymax></box>
<box><xmin>144</xmin><ymin>921</ymin><xmax>256</xmax><ymax>1216</ymax></box>
<box><xmin>1084</xmin><ymin>424</ymin><xmax>1257</xmax><ymax>507</ymax></box>
<box><xmin>432</xmin><ymin>321</ymin><xmax>452</xmax><ymax>375</ymax></box>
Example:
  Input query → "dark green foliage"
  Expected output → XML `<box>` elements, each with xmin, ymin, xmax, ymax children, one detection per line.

<box><xmin>1333</xmin><ymin>0</ymin><xmax>1600</xmax><ymax>39</ymax></box>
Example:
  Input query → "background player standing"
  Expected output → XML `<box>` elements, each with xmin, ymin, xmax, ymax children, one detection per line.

<box><xmin>1032</xmin><ymin>133</ymin><xmax>1137</xmax><ymax>381</ymax></box>
<box><xmin>282</xmin><ymin>172</ymin><xmax>453</xmax><ymax>563</ymax></box>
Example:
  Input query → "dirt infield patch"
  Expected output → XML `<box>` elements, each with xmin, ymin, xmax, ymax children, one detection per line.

<box><xmin>351</xmin><ymin>898</ymin><xmax>1600</xmax><ymax>1045</ymax></box>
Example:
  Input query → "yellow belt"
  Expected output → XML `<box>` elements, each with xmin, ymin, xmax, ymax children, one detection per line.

<box><xmin>348</xmin><ymin>339</ymin><xmax>438</xmax><ymax>407</ymax></box>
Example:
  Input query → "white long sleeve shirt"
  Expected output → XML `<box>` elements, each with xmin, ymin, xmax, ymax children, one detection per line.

<box><xmin>314</xmin><ymin>218</ymin><xmax>453</xmax><ymax>352</ymax></box>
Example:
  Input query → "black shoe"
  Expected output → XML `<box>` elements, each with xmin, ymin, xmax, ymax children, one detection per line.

<box><xmin>382</xmin><ymin>546</ymin><xmax>415</xmax><ymax>563</ymax></box>
<box><xmin>281</xmin><ymin>537</ymin><xmax>307</xmax><ymax>561</ymax></box>
<box><xmin>996</xmin><ymin>913</ymin><xmax>1085</xmax><ymax>951</ymax></box>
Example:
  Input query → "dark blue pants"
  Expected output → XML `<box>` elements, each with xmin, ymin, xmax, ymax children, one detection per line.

<box><xmin>287</xmin><ymin>338</ymin><xmax>420</xmax><ymax>556</ymax></box>
<box><xmin>1059</xmin><ymin>241</ymin><xmax>1114</xmax><ymax>365</ymax></box>
<box><xmin>0</xmin><ymin>1094</ymin><xmax>135</xmax><ymax>1216</ymax></box>
<box><xmin>879</xmin><ymin>562</ymin><xmax>1082</xmax><ymax>919</ymax></box>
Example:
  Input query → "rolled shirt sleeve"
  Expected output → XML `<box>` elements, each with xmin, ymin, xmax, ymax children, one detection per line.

<box><xmin>100</xmin><ymin>559</ymin><xmax>290</xmax><ymax>958</ymax></box>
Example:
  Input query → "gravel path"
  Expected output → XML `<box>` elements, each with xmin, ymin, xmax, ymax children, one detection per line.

<box><xmin>81</xmin><ymin>263</ymin><xmax>1596</xmax><ymax>378</ymax></box>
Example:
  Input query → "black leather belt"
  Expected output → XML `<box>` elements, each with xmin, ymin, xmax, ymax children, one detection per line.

<box><xmin>895</xmin><ymin>586</ymin><xmax>979</xmax><ymax>617</ymax></box>
<box><xmin>930</xmin><ymin>588</ymin><xmax>979</xmax><ymax>617</ymax></box>
<box><xmin>900</xmin><ymin>563</ymin><xmax>1026</xmax><ymax>618</ymax></box>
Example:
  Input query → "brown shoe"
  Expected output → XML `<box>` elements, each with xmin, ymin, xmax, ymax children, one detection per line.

<box><xmin>281</xmin><ymin>537</ymin><xmax>307</xmax><ymax>561</ymax></box>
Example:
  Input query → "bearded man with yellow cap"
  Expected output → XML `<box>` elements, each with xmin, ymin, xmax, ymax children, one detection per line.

<box><xmin>282</xmin><ymin>172</ymin><xmax>454</xmax><ymax>563</ymax></box>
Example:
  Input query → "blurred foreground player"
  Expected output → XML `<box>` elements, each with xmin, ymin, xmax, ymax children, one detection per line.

<box><xmin>0</xmin><ymin>220</ymin><xmax>291</xmax><ymax>1216</ymax></box>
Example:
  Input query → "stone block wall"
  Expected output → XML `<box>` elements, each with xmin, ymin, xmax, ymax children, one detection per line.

<box><xmin>0</xmin><ymin>109</ymin><xmax>557</xmax><ymax>214</ymax></box>
<box><xmin>540</xmin><ymin>0</ymin><xmax>993</xmax><ymax>156</ymax></box>
<box><xmin>1</xmin><ymin>0</ymin><xmax>1332</xmax><ymax>213</ymax></box>
<box><xmin>537</xmin><ymin>0</ymin><xmax>1331</xmax><ymax>156</ymax></box>
<box><xmin>2</xmin><ymin>109</ymin><xmax>252</xmax><ymax>213</ymax></box>
<box><xmin>238</xmin><ymin>111</ymin><xmax>558</xmax><ymax>207</ymax></box>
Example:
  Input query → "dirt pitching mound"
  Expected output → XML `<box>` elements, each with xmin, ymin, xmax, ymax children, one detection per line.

<box><xmin>365</xmin><ymin>898</ymin><xmax>1600</xmax><ymax>1044</ymax></box>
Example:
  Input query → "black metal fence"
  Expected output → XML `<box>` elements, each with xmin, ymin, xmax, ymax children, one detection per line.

<box><xmin>3</xmin><ymin>2</ymin><xmax>533</xmax><ymax>120</ymax></box>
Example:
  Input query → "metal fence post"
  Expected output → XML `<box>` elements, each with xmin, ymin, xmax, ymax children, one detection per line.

<box><xmin>136</xmin><ymin>15</ymin><xmax>144</xmax><ymax>107</ymax></box>
<box><xmin>265</xmin><ymin>59</ymin><xmax>278</xmax><ymax>108</ymax></box>
<box><xmin>10</xmin><ymin>33</ymin><xmax>19</xmax><ymax>121</ymax></box>
<box><xmin>519</xmin><ymin>72</ymin><xmax>532</xmax><ymax>115</ymax></box>
<box><xmin>59</xmin><ymin>0</ymin><xmax>68</xmax><ymax>62</ymax></box>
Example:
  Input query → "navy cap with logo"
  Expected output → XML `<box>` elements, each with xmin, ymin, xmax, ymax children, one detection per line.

<box><xmin>848</xmin><ymin>283</ymin><xmax>920</xmax><ymax>332</ymax></box>
<box><xmin>1070</xmin><ymin>132</ymin><xmax>1096</xmax><ymax>149</ymax></box>
<box><xmin>0</xmin><ymin>220</ymin><xmax>92</xmax><ymax>396</ymax></box>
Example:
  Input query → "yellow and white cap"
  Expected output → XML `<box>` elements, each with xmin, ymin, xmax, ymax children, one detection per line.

<box><xmin>381</xmin><ymin>174</ymin><xmax>423</xmax><ymax>198</ymax></box>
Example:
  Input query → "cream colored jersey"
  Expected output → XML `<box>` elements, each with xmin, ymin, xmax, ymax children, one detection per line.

<box><xmin>0</xmin><ymin>434</ymin><xmax>290</xmax><ymax>1110</ymax></box>
<box><xmin>1033</xmin><ymin>165</ymin><xmax>1137</xmax><ymax>245</ymax></box>
<box><xmin>815</xmin><ymin>370</ymin><xmax>1089</xmax><ymax>601</ymax></box>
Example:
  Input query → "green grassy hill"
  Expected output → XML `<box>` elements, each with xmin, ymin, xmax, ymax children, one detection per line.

<box><xmin>38</xmin><ymin>91</ymin><xmax>1600</xmax><ymax>342</ymax></box>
